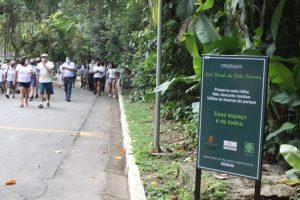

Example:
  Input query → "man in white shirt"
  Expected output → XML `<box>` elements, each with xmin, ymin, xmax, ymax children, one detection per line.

<box><xmin>61</xmin><ymin>57</ymin><xmax>75</xmax><ymax>102</ymax></box>
<box><xmin>37</xmin><ymin>53</ymin><xmax>54</xmax><ymax>108</ymax></box>
<box><xmin>88</xmin><ymin>60</ymin><xmax>96</xmax><ymax>91</ymax></box>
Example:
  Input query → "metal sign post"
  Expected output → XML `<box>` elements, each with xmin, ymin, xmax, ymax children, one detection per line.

<box><xmin>154</xmin><ymin>0</ymin><xmax>163</xmax><ymax>153</ymax></box>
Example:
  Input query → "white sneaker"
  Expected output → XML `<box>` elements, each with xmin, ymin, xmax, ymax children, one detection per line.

<box><xmin>113</xmin><ymin>95</ymin><xmax>116</xmax><ymax>99</ymax></box>
<box><xmin>108</xmin><ymin>94</ymin><xmax>112</xmax><ymax>97</ymax></box>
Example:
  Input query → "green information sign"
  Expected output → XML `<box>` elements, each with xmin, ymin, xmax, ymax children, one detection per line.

<box><xmin>197</xmin><ymin>55</ymin><xmax>268</xmax><ymax>180</ymax></box>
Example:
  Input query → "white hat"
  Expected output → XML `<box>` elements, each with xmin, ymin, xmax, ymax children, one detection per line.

<box><xmin>41</xmin><ymin>53</ymin><xmax>48</xmax><ymax>57</ymax></box>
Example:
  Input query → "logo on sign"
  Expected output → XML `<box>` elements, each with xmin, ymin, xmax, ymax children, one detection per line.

<box><xmin>208</xmin><ymin>136</ymin><xmax>214</xmax><ymax>143</ymax></box>
<box><xmin>223</xmin><ymin>140</ymin><xmax>237</xmax><ymax>151</ymax></box>
<box><xmin>244</xmin><ymin>142</ymin><xmax>254</xmax><ymax>154</ymax></box>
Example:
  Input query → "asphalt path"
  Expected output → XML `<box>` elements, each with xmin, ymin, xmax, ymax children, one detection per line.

<box><xmin>0</xmin><ymin>83</ymin><xmax>129</xmax><ymax>200</ymax></box>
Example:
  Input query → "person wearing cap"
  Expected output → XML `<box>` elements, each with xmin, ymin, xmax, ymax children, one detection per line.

<box><xmin>60</xmin><ymin>57</ymin><xmax>75</xmax><ymax>102</ymax></box>
<box><xmin>36</xmin><ymin>54</ymin><xmax>54</xmax><ymax>108</ymax></box>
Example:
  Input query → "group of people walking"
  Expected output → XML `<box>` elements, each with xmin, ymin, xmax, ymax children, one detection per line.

<box><xmin>80</xmin><ymin>59</ymin><xmax>117</xmax><ymax>99</ymax></box>
<box><xmin>0</xmin><ymin>54</ymin><xmax>118</xmax><ymax>108</ymax></box>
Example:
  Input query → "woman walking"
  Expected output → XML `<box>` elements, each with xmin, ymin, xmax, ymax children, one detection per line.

<box><xmin>29</xmin><ymin>59</ymin><xmax>38</xmax><ymax>101</ymax></box>
<box><xmin>14</xmin><ymin>58</ymin><xmax>32</xmax><ymax>107</ymax></box>
<box><xmin>93</xmin><ymin>60</ymin><xmax>106</xmax><ymax>96</ymax></box>
<box><xmin>57</xmin><ymin>61</ymin><xmax>63</xmax><ymax>88</ymax></box>
<box><xmin>107</xmin><ymin>63</ymin><xmax>117</xmax><ymax>98</ymax></box>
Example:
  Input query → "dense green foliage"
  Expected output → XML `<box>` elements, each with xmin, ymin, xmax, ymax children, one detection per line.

<box><xmin>0</xmin><ymin>0</ymin><xmax>131</xmax><ymax>63</ymax></box>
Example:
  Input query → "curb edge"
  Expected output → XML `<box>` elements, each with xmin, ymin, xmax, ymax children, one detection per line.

<box><xmin>118</xmin><ymin>88</ymin><xmax>147</xmax><ymax>200</ymax></box>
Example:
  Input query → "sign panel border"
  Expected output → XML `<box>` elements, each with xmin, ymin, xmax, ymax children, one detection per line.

<box><xmin>197</xmin><ymin>55</ymin><xmax>269</xmax><ymax>180</ymax></box>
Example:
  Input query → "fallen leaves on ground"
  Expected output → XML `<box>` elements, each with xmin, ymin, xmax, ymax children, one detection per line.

<box><xmin>6</xmin><ymin>180</ymin><xmax>16</xmax><ymax>185</ymax></box>
<box><xmin>54</xmin><ymin>150</ymin><xmax>62</xmax><ymax>154</ymax></box>
<box><xmin>213</xmin><ymin>173</ymin><xmax>229</xmax><ymax>180</ymax></box>
<box><xmin>277</xmin><ymin>179</ymin><xmax>300</xmax><ymax>186</ymax></box>
<box><xmin>150</xmin><ymin>180</ymin><xmax>158</xmax><ymax>186</ymax></box>
<box><xmin>114</xmin><ymin>156</ymin><xmax>123</xmax><ymax>160</ymax></box>
<box><xmin>184</xmin><ymin>157</ymin><xmax>193</xmax><ymax>163</ymax></box>
<box><xmin>171</xmin><ymin>195</ymin><xmax>178</xmax><ymax>200</ymax></box>
<box><xmin>116</xmin><ymin>147</ymin><xmax>126</xmax><ymax>156</ymax></box>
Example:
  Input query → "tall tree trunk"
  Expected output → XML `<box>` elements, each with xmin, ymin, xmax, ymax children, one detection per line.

<box><xmin>276</xmin><ymin>0</ymin><xmax>300</xmax><ymax>57</ymax></box>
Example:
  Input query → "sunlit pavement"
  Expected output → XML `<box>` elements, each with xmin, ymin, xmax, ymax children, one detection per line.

<box><xmin>0</xmin><ymin>83</ymin><xmax>129</xmax><ymax>200</ymax></box>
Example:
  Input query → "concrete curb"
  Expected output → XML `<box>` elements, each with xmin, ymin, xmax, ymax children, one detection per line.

<box><xmin>118</xmin><ymin>89</ymin><xmax>147</xmax><ymax>200</ymax></box>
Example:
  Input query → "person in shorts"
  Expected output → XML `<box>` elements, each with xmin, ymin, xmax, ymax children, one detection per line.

<box><xmin>37</xmin><ymin>54</ymin><xmax>54</xmax><ymax>108</ymax></box>
<box><xmin>14</xmin><ymin>58</ymin><xmax>32</xmax><ymax>107</ymax></box>
<box><xmin>6</xmin><ymin>60</ymin><xmax>16</xmax><ymax>99</ymax></box>
<box><xmin>93</xmin><ymin>60</ymin><xmax>106</xmax><ymax>96</ymax></box>
<box><xmin>107</xmin><ymin>63</ymin><xmax>117</xmax><ymax>98</ymax></box>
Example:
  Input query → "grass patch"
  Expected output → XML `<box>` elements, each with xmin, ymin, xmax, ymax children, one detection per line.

<box><xmin>124</xmin><ymin>96</ymin><xmax>193</xmax><ymax>200</ymax></box>
<box><xmin>123</xmin><ymin>95</ymin><xmax>230</xmax><ymax>200</ymax></box>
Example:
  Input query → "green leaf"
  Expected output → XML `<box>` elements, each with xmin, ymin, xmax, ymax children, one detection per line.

<box><xmin>183</xmin><ymin>32</ymin><xmax>200</xmax><ymax>58</ymax></box>
<box><xmin>192</xmin><ymin>102</ymin><xmax>199</xmax><ymax>113</ymax></box>
<box><xmin>253</xmin><ymin>26</ymin><xmax>263</xmax><ymax>48</ymax></box>
<box><xmin>293</xmin><ymin>64</ymin><xmax>300</xmax><ymax>88</ymax></box>
<box><xmin>144</xmin><ymin>92</ymin><xmax>155</xmax><ymax>102</ymax></box>
<box><xmin>181</xmin><ymin>32</ymin><xmax>202</xmax><ymax>76</ymax></box>
<box><xmin>204</xmin><ymin>36</ymin><xmax>240</xmax><ymax>54</ymax></box>
<box><xmin>266</xmin><ymin>43</ymin><xmax>276</xmax><ymax>56</ymax></box>
<box><xmin>176</xmin><ymin>0</ymin><xmax>195</xmax><ymax>20</ymax></box>
<box><xmin>286</xmin><ymin>169</ymin><xmax>300</xmax><ymax>181</ymax></box>
<box><xmin>271</xmin><ymin>0</ymin><xmax>286</xmax><ymax>41</ymax></box>
<box><xmin>269</xmin><ymin>62</ymin><xmax>297</xmax><ymax>93</ymax></box>
<box><xmin>280</xmin><ymin>144</ymin><xmax>300</xmax><ymax>171</ymax></box>
<box><xmin>152</xmin><ymin>0</ymin><xmax>158</xmax><ymax>25</ymax></box>
<box><xmin>272</xmin><ymin>92</ymin><xmax>300</xmax><ymax>108</ymax></box>
<box><xmin>194</xmin><ymin>13</ymin><xmax>220</xmax><ymax>44</ymax></box>
<box><xmin>266</xmin><ymin>123</ymin><xmax>296</xmax><ymax>141</ymax></box>
<box><xmin>154</xmin><ymin>75</ymin><xmax>197</xmax><ymax>95</ymax></box>
<box><xmin>270</xmin><ymin>56</ymin><xmax>300</xmax><ymax>65</ymax></box>
<box><xmin>197</xmin><ymin>0</ymin><xmax>214</xmax><ymax>13</ymax></box>
<box><xmin>242</xmin><ymin>49</ymin><xmax>263</xmax><ymax>56</ymax></box>
<box><xmin>193</xmin><ymin>57</ymin><xmax>201</xmax><ymax>77</ymax></box>
<box><xmin>226</xmin><ymin>0</ymin><xmax>244</xmax><ymax>16</ymax></box>
<box><xmin>288</xmin><ymin>140</ymin><xmax>300</xmax><ymax>150</ymax></box>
